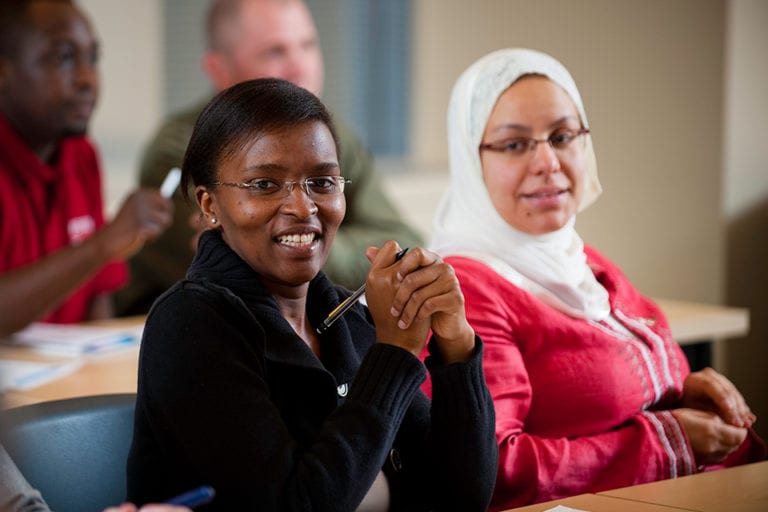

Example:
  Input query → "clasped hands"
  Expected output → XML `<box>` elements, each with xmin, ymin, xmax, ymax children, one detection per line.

<box><xmin>672</xmin><ymin>367</ymin><xmax>756</xmax><ymax>466</ymax></box>
<box><xmin>364</xmin><ymin>241</ymin><xmax>475</xmax><ymax>364</ymax></box>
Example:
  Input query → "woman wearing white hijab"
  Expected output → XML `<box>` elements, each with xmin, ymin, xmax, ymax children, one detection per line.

<box><xmin>429</xmin><ymin>48</ymin><xmax>765</xmax><ymax>509</ymax></box>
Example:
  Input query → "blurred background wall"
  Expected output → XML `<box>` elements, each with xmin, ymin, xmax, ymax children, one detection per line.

<box><xmin>722</xmin><ymin>0</ymin><xmax>768</xmax><ymax>444</ymax></box>
<box><xmin>79</xmin><ymin>0</ymin><xmax>767</xmax><ymax>440</ymax></box>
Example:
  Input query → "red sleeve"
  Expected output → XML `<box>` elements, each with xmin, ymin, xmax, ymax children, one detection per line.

<box><xmin>444</xmin><ymin>258</ymin><xmax>696</xmax><ymax>509</ymax></box>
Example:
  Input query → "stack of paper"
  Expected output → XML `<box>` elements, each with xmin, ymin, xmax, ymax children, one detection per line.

<box><xmin>4</xmin><ymin>322</ymin><xmax>143</xmax><ymax>356</ymax></box>
<box><xmin>0</xmin><ymin>359</ymin><xmax>83</xmax><ymax>392</ymax></box>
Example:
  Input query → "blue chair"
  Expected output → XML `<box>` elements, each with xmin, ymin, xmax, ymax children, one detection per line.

<box><xmin>1</xmin><ymin>393</ymin><xmax>136</xmax><ymax>512</ymax></box>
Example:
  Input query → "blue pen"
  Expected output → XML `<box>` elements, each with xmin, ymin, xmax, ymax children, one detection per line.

<box><xmin>164</xmin><ymin>485</ymin><xmax>215</xmax><ymax>508</ymax></box>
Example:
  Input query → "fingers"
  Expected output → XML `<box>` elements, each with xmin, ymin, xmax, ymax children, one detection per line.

<box><xmin>365</xmin><ymin>243</ymin><xmax>474</xmax><ymax>362</ymax></box>
<box><xmin>709</xmin><ymin>370</ymin><xmax>753</xmax><ymax>428</ymax></box>
<box><xmin>388</xmin><ymin>247</ymin><xmax>445</xmax><ymax>328</ymax></box>
<box><xmin>111</xmin><ymin>199</ymin><xmax>167</xmax><ymax>246</ymax></box>
<box><xmin>365</xmin><ymin>245</ymin><xmax>381</xmax><ymax>264</ymax></box>
<box><xmin>390</xmin><ymin>246</ymin><xmax>435</xmax><ymax>283</ymax></box>
<box><xmin>134</xmin><ymin>189</ymin><xmax>174</xmax><ymax>237</ymax></box>
<box><xmin>364</xmin><ymin>241</ymin><xmax>429</xmax><ymax>354</ymax></box>
<box><xmin>102</xmin><ymin>504</ymin><xmax>137</xmax><ymax>512</ymax></box>
<box><xmin>673</xmin><ymin>408</ymin><xmax>748</xmax><ymax>466</ymax></box>
<box><xmin>366</xmin><ymin>240</ymin><xmax>401</xmax><ymax>269</ymax></box>
<box><xmin>685</xmin><ymin>368</ymin><xmax>754</xmax><ymax>428</ymax></box>
<box><xmin>98</xmin><ymin>189</ymin><xmax>174</xmax><ymax>260</ymax></box>
<box><xmin>139</xmin><ymin>506</ymin><xmax>192</xmax><ymax>512</ymax></box>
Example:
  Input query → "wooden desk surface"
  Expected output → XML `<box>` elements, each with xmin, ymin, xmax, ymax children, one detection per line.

<box><xmin>504</xmin><ymin>461</ymin><xmax>768</xmax><ymax>511</ymax></box>
<box><xmin>599</xmin><ymin>460</ymin><xmax>768</xmax><ymax>512</ymax></box>
<box><xmin>502</xmin><ymin>492</ymin><xmax>685</xmax><ymax>511</ymax></box>
<box><xmin>0</xmin><ymin>346</ymin><xmax>139</xmax><ymax>408</ymax></box>
<box><xmin>654</xmin><ymin>298</ymin><xmax>749</xmax><ymax>345</ymax></box>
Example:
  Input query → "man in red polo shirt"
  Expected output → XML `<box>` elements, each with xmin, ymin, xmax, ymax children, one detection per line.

<box><xmin>0</xmin><ymin>0</ymin><xmax>173</xmax><ymax>337</ymax></box>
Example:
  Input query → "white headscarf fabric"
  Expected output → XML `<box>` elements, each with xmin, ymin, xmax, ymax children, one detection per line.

<box><xmin>430</xmin><ymin>48</ymin><xmax>610</xmax><ymax>321</ymax></box>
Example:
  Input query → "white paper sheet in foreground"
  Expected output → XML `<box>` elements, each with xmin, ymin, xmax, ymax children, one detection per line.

<box><xmin>0</xmin><ymin>359</ymin><xmax>83</xmax><ymax>391</ymax></box>
<box><xmin>4</xmin><ymin>322</ymin><xmax>143</xmax><ymax>356</ymax></box>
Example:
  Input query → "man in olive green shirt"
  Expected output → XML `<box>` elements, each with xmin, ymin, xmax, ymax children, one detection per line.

<box><xmin>116</xmin><ymin>0</ymin><xmax>421</xmax><ymax>314</ymax></box>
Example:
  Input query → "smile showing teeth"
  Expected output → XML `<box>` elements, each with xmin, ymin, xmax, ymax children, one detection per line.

<box><xmin>278</xmin><ymin>233</ymin><xmax>316</xmax><ymax>246</ymax></box>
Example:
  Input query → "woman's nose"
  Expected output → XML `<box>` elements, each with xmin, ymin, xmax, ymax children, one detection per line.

<box><xmin>280</xmin><ymin>184</ymin><xmax>318</xmax><ymax>217</ymax></box>
<box><xmin>528</xmin><ymin>141</ymin><xmax>561</xmax><ymax>176</ymax></box>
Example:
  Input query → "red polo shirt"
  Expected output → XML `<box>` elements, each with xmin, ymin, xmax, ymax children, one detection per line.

<box><xmin>0</xmin><ymin>113</ymin><xmax>127</xmax><ymax>323</ymax></box>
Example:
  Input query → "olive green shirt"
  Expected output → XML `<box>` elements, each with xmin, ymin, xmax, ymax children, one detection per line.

<box><xmin>115</xmin><ymin>98</ymin><xmax>422</xmax><ymax>315</ymax></box>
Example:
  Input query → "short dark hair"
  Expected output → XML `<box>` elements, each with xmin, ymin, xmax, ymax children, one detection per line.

<box><xmin>0</xmin><ymin>0</ymin><xmax>73</xmax><ymax>58</ymax></box>
<box><xmin>181</xmin><ymin>77</ymin><xmax>339</xmax><ymax>202</ymax></box>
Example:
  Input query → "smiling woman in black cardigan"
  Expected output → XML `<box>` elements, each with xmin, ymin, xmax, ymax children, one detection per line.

<box><xmin>126</xmin><ymin>78</ymin><xmax>497</xmax><ymax>511</ymax></box>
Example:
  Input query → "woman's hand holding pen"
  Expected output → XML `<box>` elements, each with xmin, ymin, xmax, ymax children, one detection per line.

<box><xmin>365</xmin><ymin>241</ymin><xmax>475</xmax><ymax>363</ymax></box>
<box><xmin>366</xmin><ymin>241</ymin><xmax>431</xmax><ymax>356</ymax></box>
<box><xmin>96</xmin><ymin>189</ymin><xmax>173</xmax><ymax>261</ymax></box>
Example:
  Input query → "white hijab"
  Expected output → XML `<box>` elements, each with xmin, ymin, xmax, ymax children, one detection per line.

<box><xmin>430</xmin><ymin>48</ymin><xmax>609</xmax><ymax>321</ymax></box>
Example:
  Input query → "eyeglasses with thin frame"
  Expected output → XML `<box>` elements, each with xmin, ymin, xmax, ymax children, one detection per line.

<box><xmin>479</xmin><ymin>128</ymin><xmax>590</xmax><ymax>157</ymax></box>
<box><xmin>212</xmin><ymin>175</ymin><xmax>350</xmax><ymax>199</ymax></box>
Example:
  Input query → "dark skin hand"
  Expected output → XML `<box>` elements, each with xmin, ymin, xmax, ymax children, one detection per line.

<box><xmin>96</xmin><ymin>189</ymin><xmax>175</xmax><ymax>261</ymax></box>
<box><xmin>364</xmin><ymin>241</ymin><xmax>475</xmax><ymax>364</ymax></box>
<box><xmin>0</xmin><ymin>189</ymin><xmax>172</xmax><ymax>337</ymax></box>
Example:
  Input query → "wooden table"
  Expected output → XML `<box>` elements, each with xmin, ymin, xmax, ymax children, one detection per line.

<box><xmin>504</xmin><ymin>461</ymin><xmax>768</xmax><ymax>511</ymax></box>
<box><xmin>655</xmin><ymin>298</ymin><xmax>749</xmax><ymax>345</ymax></box>
<box><xmin>599</xmin><ymin>460</ymin><xmax>768</xmax><ymax>512</ymax></box>
<box><xmin>654</xmin><ymin>298</ymin><xmax>749</xmax><ymax>371</ymax></box>
<box><xmin>502</xmin><ymin>492</ymin><xmax>684</xmax><ymax>511</ymax></box>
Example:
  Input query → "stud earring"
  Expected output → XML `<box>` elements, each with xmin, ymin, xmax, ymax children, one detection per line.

<box><xmin>211</xmin><ymin>217</ymin><xmax>217</xmax><ymax>225</ymax></box>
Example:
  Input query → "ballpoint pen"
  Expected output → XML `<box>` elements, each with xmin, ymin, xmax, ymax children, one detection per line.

<box><xmin>164</xmin><ymin>485</ymin><xmax>216</xmax><ymax>508</ymax></box>
<box><xmin>316</xmin><ymin>247</ymin><xmax>409</xmax><ymax>334</ymax></box>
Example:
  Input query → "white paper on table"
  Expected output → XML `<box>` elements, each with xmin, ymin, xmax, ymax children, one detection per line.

<box><xmin>544</xmin><ymin>506</ymin><xmax>590</xmax><ymax>512</ymax></box>
<box><xmin>4</xmin><ymin>322</ymin><xmax>143</xmax><ymax>356</ymax></box>
<box><xmin>0</xmin><ymin>359</ymin><xmax>83</xmax><ymax>391</ymax></box>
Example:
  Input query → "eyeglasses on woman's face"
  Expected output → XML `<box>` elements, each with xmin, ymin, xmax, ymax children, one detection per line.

<box><xmin>212</xmin><ymin>175</ymin><xmax>350</xmax><ymax>200</ymax></box>
<box><xmin>479</xmin><ymin>128</ymin><xmax>589</xmax><ymax>158</ymax></box>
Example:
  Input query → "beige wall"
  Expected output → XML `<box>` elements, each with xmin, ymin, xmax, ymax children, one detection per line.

<box><xmin>78</xmin><ymin>0</ymin><xmax>163</xmax><ymax>213</ymax></box>
<box><xmin>723</xmin><ymin>0</ymin><xmax>768</xmax><ymax>219</ymax></box>
<box><xmin>411</xmin><ymin>0</ymin><xmax>726</xmax><ymax>304</ymax></box>
<box><xmin>723</xmin><ymin>0</ymin><xmax>768</xmax><ymax>444</ymax></box>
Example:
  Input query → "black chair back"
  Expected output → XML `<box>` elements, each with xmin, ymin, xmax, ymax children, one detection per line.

<box><xmin>1</xmin><ymin>393</ymin><xmax>136</xmax><ymax>512</ymax></box>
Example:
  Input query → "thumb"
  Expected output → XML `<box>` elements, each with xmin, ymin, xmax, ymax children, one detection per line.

<box><xmin>720</xmin><ymin>423</ymin><xmax>749</xmax><ymax>446</ymax></box>
<box><xmin>365</xmin><ymin>246</ymin><xmax>381</xmax><ymax>263</ymax></box>
<box><xmin>366</xmin><ymin>240</ymin><xmax>401</xmax><ymax>270</ymax></box>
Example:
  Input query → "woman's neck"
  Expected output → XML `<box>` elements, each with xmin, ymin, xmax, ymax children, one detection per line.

<box><xmin>275</xmin><ymin>294</ymin><xmax>322</xmax><ymax>357</ymax></box>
